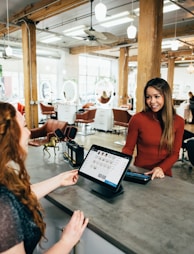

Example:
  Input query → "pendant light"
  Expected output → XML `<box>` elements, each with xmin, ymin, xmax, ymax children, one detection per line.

<box><xmin>95</xmin><ymin>0</ymin><xmax>107</xmax><ymax>21</ymax></box>
<box><xmin>127</xmin><ymin>0</ymin><xmax>137</xmax><ymax>39</ymax></box>
<box><xmin>5</xmin><ymin>0</ymin><xmax>12</xmax><ymax>57</ymax></box>
<box><xmin>171</xmin><ymin>9</ymin><xmax>179</xmax><ymax>51</ymax></box>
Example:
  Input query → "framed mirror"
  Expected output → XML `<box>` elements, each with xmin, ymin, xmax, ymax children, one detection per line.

<box><xmin>40</xmin><ymin>80</ymin><xmax>52</xmax><ymax>100</ymax></box>
<box><xmin>63</xmin><ymin>80</ymin><xmax>77</xmax><ymax>103</ymax></box>
<box><xmin>95</xmin><ymin>78</ymin><xmax>114</xmax><ymax>106</ymax></box>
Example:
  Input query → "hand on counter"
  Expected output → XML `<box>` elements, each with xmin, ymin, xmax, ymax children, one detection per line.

<box><xmin>145</xmin><ymin>167</ymin><xmax>165</xmax><ymax>180</ymax></box>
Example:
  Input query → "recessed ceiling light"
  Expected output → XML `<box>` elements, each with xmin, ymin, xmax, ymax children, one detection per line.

<box><xmin>63</xmin><ymin>25</ymin><xmax>86</xmax><ymax>37</ymax></box>
<box><xmin>40</xmin><ymin>36</ymin><xmax>62</xmax><ymax>43</ymax></box>
<box><xmin>100</xmin><ymin>11</ymin><xmax>133</xmax><ymax>28</ymax></box>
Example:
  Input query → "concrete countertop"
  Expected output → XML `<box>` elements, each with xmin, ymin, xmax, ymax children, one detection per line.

<box><xmin>46</xmin><ymin>172</ymin><xmax>194</xmax><ymax>254</ymax></box>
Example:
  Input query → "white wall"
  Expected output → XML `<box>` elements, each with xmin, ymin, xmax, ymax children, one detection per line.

<box><xmin>161</xmin><ymin>66</ymin><xmax>194</xmax><ymax>99</ymax></box>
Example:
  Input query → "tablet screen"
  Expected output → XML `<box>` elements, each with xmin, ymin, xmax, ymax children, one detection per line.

<box><xmin>78</xmin><ymin>144</ymin><xmax>132</xmax><ymax>193</ymax></box>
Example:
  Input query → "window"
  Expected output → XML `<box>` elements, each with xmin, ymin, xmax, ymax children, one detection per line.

<box><xmin>78</xmin><ymin>55</ymin><xmax>114</xmax><ymax>104</ymax></box>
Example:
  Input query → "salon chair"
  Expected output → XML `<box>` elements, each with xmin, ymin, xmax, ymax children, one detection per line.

<box><xmin>112</xmin><ymin>108</ymin><xmax>132</xmax><ymax>145</ymax></box>
<box><xmin>112</xmin><ymin>108</ymin><xmax>132</xmax><ymax>133</ymax></box>
<box><xmin>186</xmin><ymin>139</ymin><xmax>194</xmax><ymax>170</ymax></box>
<box><xmin>39</xmin><ymin>102</ymin><xmax>56</xmax><ymax>122</ymax></box>
<box><xmin>75</xmin><ymin>108</ymin><xmax>97</xmax><ymax>136</ymax></box>
<box><xmin>179</xmin><ymin>129</ymin><xmax>194</xmax><ymax>162</ymax></box>
<box><xmin>17</xmin><ymin>102</ymin><xmax>25</xmax><ymax>115</ymax></box>
<box><xmin>29</xmin><ymin>119</ymin><xmax>68</xmax><ymax>146</ymax></box>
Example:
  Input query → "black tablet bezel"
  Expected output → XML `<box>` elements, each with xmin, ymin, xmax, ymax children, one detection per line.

<box><xmin>78</xmin><ymin>144</ymin><xmax>132</xmax><ymax>193</ymax></box>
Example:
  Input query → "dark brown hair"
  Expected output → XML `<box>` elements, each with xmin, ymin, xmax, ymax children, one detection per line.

<box><xmin>143</xmin><ymin>78</ymin><xmax>176</xmax><ymax>153</ymax></box>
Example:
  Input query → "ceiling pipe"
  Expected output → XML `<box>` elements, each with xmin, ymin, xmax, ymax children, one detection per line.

<box><xmin>169</xmin><ymin>0</ymin><xmax>194</xmax><ymax>16</ymax></box>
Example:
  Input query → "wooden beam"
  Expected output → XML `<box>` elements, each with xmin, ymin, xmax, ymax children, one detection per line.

<box><xmin>11</xmin><ymin>0</ymin><xmax>89</xmax><ymax>23</ymax></box>
<box><xmin>136</xmin><ymin>0</ymin><xmax>163</xmax><ymax>112</ymax></box>
<box><xmin>0</xmin><ymin>0</ymin><xmax>193</xmax><ymax>51</ymax></box>
<box><xmin>0</xmin><ymin>0</ymin><xmax>89</xmax><ymax>36</ymax></box>
<box><xmin>162</xmin><ymin>19</ymin><xmax>194</xmax><ymax>38</ymax></box>
<box><xmin>167</xmin><ymin>57</ymin><xmax>175</xmax><ymax>89</ymax></box>
<box><xmin>22</xmin><ymin>22</ymin><xmax>38</xmax><ymax>129</ymax></box>
<box><xmin>69</xmin><ymin>45</ymin><xmax>112</xmax><ymax>54</ymax></box>
<box><xmin>118</xmin><ymin>47</ymin><xmax>129</xmax><ymax>106</ymax></box>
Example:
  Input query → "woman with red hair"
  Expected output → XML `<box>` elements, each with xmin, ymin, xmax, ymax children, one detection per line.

<box><xmin>0</xmin><ymin>102</ymin><xmax>88</xmax><ymax>254</ymax></box>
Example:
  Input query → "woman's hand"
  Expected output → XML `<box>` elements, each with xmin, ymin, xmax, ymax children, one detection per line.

<box><xmin>44</xmin><ymin>210</ymin><xmax>89</xmax><ymax>254</ymax></box>
<box><xmin>60</xmin><ymin>210</ymin><xmax>89</xmax><ymax>251</ymax></box>
<box><xmin>31</xmin><ymin>170</ymin><xmax>79</xmax><ymax>199</ymax></box>
<box><xmin>145</xmin><ymin>167</ymin><xmax>165</xmax><ymax>180</ymax></box>
<box><xmin>59</xmin><ymin>169</ymin><xmax>79</xmax><ymax>187</ymax></box>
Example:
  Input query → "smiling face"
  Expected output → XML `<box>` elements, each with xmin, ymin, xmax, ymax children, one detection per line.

<box><xmin>145</xmin><ymin>86</ymin><xmax>164</xmax><ymax>112</ymax></box>
<box><xmin>16</xmin><ymin>111</ymin><xmax>31</xmax><ymax>153</ymax></box>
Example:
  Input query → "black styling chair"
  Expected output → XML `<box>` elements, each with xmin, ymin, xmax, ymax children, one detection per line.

<box><xmin>186</xmin><ymin>139</ymin><xmax>194</xmax><ymax>170</ymax></box>
<box><xmin>180</xmin><ymin>129</ymin><xmax>194</xmax><ymax>162</ymax></box>
<box><xmin>55</xmin><ymin>126</ymin><xmax>77</xmax><ymax>142</ymax></box>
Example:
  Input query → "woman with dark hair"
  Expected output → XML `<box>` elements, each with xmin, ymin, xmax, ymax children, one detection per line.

<box><xmin>0</xmin><ymin>102</ymin><xmax>88</xmax><ymax>254</ymax></box>
<box><xmin>188</xmin><ymin>91</ymin><xmax>194</xmax><ymax>124</ymax></box>
<box><xmin>122</xmin><ymin>78</ymin><xmax>184</xmax><ymax>180</ymax></box>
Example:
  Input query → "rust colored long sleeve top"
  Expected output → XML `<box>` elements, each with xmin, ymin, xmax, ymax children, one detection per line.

<box><xmin>122</xmin><ymin>111</ymin><xmax>184</xmax><ymax>176</ymax></box>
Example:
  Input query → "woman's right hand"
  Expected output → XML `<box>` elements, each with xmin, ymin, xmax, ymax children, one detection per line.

<box><xmin>59</xmin><ymin>210</ymin><xmax>89</xmax><ymax>250</ymax></box>
<box><xmin>145</xmin><ymin>167</ymin><xmax>165</xmax><ymax>180</ymax></box>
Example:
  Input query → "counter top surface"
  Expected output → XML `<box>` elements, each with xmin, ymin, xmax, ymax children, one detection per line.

<box><xmin>46</xmin><ymin>168</ymin><xmax>194</xmax><ymax>254</ymax></box>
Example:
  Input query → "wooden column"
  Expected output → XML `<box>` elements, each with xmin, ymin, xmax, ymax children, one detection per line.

<box><xmin>167</xmin><ymin>57</ymin><xmax>175</xmax><ymax>91</ymax></box>
<box><xmin>118</xmin><ymin>47</ymin><xmax>129</xmax><ymax>106</ymax></box>
<box><xmin>136</xmin><ymin>0</ymin><xmax>163</xmax><ymax>112</ymax></box>
<box><xmin>21</xmin><ymin>21</ymin><xmax>38</xmax><ymax>129</ymax></box>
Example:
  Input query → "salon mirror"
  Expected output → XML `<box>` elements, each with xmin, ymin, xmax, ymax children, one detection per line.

<box><xmin>95</xmin><ymin>78</ymin><xmax>114</xmax><ymax>106</ymax></box>
<box><xmin>63</xmin><ymin>80</ymin><xmax>77</xmax><ymax>103</ymax></box>
<box><xmin>40</xmin><ymin>81</ymin><xmax>52</xmax><ymax>100</ymax></box>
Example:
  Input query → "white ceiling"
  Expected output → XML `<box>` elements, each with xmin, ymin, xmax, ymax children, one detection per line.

<box><xmin>0</xmin><ymin>0</ymin><xmax>194</xmax><ymax>58</ymax></box>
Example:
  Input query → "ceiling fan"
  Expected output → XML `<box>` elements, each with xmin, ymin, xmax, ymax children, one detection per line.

<box><xmin>82</xmin><ymin>0</ymin><xmax>118</xmax><ymax>45</ymax></box>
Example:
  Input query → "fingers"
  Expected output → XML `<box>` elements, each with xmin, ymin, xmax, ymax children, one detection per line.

<box><xmin>145</xmin><ymin>168</ymin><xmax>165</xmax><ymax>180</ymax></box>
<box><xmin>62</xmin><ymin>210</ymin><xmax>89</xmax><ymax>237</ymax></box>
<box><xmin>154</xmin><ymin>173</ymin><xmax>165</xmax><ymax>179</ymax></box>
<box><xmin>151</xmin><ymin>167</ymin><xmax>165</xmax><ymax>180</ymax></box>
<box><xmin>60</xmin><ymin>210</ymin><xmax>89</xmax><ymax>249</ymax></box>
<box><xmin>73</xmin><ymin>210</ymin><xmax>89</xmax><ymax>229</ymax></box>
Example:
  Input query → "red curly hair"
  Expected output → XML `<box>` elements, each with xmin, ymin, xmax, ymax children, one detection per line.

<box><xmin>0</xmin><ymin>102</ymin><xmax>46</xmax><ymax>239</ymax></box>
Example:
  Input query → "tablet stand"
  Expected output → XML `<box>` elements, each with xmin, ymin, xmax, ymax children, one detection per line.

<box><xmin>91</xmin><ymin>184</ymin><xmax>124</xmax><ymax>198</ymax></box>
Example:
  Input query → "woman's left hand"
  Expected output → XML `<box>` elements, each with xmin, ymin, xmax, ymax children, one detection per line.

<box><xmin>60</xmin><ymin>169</ymin><xmax>79</xmax><ymax>187</ymax></box>
<box><xmin>145</xmin><ymin>167</ymin><xmax>165</xmax><ymax>180</ymax></box>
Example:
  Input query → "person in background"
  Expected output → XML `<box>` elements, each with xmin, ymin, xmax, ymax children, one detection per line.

<box><xmin>0</xmin><ymin>102</ymin><xmax>89</xmax><ymax>254</ymax></box>
<box><xmin>122</xmin><ymin>78</ymin><xmax>184</xmax><ymax>180</ymax></box>
<box><xmin>188</xmin><ymin>91</ymin><xmax>194</xmax><ymax>124</ymax></box>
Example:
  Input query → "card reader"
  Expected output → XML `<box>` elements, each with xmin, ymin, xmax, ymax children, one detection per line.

<box><xmin>124</xmin><ymin>171</ymin><xmax>151</xmax><ymax>184</ymax></box>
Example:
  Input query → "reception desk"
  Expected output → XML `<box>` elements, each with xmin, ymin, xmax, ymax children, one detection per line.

<box><xmin>46</xmin><ymin>166</ymin><xmax>194</xmax><ymax>254</ymax></box>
